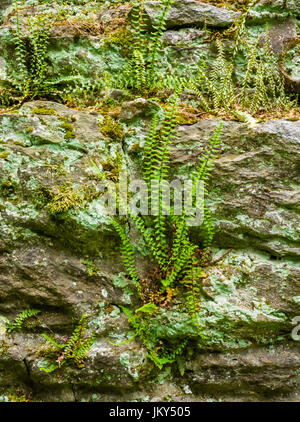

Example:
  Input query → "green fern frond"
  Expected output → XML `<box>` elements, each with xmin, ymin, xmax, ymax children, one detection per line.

<box><xmin>40</xmin><ymin>314</ymin><xmax>94</xmax><ymax>372</ymax></box>
<box><xmin>112</xmin><ymin>220</ymin><xmax>141</xmax><ymax>293</ymax></box>
<box><xmin>6</xmin><ymin>309</ymin><xmax>41</xmax><ymax>333</ymax></box>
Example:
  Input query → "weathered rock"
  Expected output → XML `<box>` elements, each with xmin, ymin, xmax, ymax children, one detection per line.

<box><xmin>172</xmin><ymin>119</ymin><xmax>300</xmax><ymax>259</ymax></box>
<box><xmin>0</xmin><ymin>1</ymin><xmax>11</xmax><ymax>21</ymax></box>
<box><xmin>119</xmin><ymin>98</ymin><xmax>161</xmax><ymax>121</ymax></box>
<box><xmin>142</xmin><ymin>0</ymin><xmax>241</xmax><ymax>29</ymax></box>
<box><xmin>259</xmin><ymin>18</ymin><xmax>298</xmax><ymax>53</ymax></box>
<box><xmin>186</xmin><ymin>345</ymin><xmax>300</xmax><ymax>399</ymax></box>
<box><xmin>248</xmin><ymin>0</ymin><xmax>300</xmax><ymax>24</ymax></box>
<box><xmin>1</xmin><ymin>102</ymin><xmax>300</xmax><ymax>401</ymax></box>
<box><xmin>279</xmin><ymin>37</ymin><xmax>300</xmax><ymax>94</ymax></box>
<box><xmin>163</xmin><ymin>28</ymin><xmax>206</xmax><ymax>46</ymax></box>
<box><xmin>254</xmin><ymin>0</ymin><xmax>300</xmax><ymax>15</ymax></box>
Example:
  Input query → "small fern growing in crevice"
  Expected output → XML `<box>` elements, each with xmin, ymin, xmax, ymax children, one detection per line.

<box><xmin>6</xmin><ymin>309</ymin><xmax>41</xmax><ymax>333</ymax></box>
<box><xmin>147</xmin><ymin>0</ymin><xmax>175</xmax><ymax>84</ymax></box>
<box><xmin>187</xmin><ymin>31</ymin><xmax>295</xmax><ymax>118</ymax></box>
<box><xmin>8</xmin><ymin>6</ymin><xmax>52</xmax><ymax>99</ymax></box>
<box><xmin>120</xmin><ymin>0</ymin><xmax>174</xmax><ymax>92</ymax></box>
<box><xmin>240</xmin><ymin>34</ymin><xmax>293</xmax><ymax>114</ymax></box>
<box><xmin>40</xmin><ymin>314</ymin><xmax>94</xmax><ymax>373</ymax></box>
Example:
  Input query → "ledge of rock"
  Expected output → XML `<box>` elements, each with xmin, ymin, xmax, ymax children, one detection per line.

<box><xmin>142</xmin><ymin>0</ymin><xmax>241</xmax><ymax>29</ymax></box>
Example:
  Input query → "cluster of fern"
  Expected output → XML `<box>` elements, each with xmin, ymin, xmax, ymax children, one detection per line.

<box><xmin>10</xmin><ymin>5</ymin><xmax>52</xmax><ymax>98</ymax></box>
<box><xmin>6</xmin><ymin>310</ymin><xmax>94</xmax><ymax>373</ymax></box>
<box><xmin>40</xmin><ymin>314</ymin><xmax>94</xmax><ymax>373</ymax></box>
<box><xmin>3</xmin><ymin>0</ymin><xmax>296</xmax><ymax>116</ymax></box>
<box><xmin>112</xmin><ymin>97</ymin><xmax>222</xmax><ymax>368</ymax></box>
<box><xmin>186</xmin><ymin>32</ymin><xmax>296</xmax><ymax>117</ymax></box>
<box><xmin>118</xmin><ymin>0</ymin><xmax>175</xmax><ymax>93</ymax></box>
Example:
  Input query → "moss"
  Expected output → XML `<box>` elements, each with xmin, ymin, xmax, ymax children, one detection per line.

<box><xmin>175</xmin><ymin>105</ymin><xmax>201</xmax><ymax>125</ymax></box>
<box><xmin>60</xmin><ymin>120</ymin><xmax>76</xmax><ymax>140</ymax></box>
<box><xmin>37</xmin><ymin>343</ymin><xmax>61</xmax><ymax>360</ymax></box>
<box><xmin>103</xmin><ymin>28</ymin><xmax>134</xmax><ymax>56</ymax></box>
<box><xmin>81</xmin><ymin>183</ymin><xmax>103</xmax><ymax>202</ymax></box>
<box><xmin>100</xmin><ymin>116</ymin><xmax>124</xmax><ymax>141</ymax></box>
<box><xmin>36</xmin><ymin>184</ymin><xmax>84</xmax><ymax>215</ymax></box>
<box><xmin>48</xmin><ymin>186</ymin><xmax>83</xmax><ymax>215</ymax></box>
<box><xmin>0</xmin><ymin>340</ymin><xmax>9</xmax><ymax>356</ymax></box>
<box><xmin>32</xmin><ymin>108</ymin><xmax>57</xmax><ymax>116</ymax></box>
<box><xmin>13</xmin><ymin>141</ymin><xmax>25</xmax><ymax>147</ymax></box>
<box><xmin>60</xmin><ymin>122</ymin><xmax>74</xmax><ymax>131</ymax></box>
<box><xmin>0</xmin><ymin>152</ymin><xmax>10</xmax><ymax>159</ymax></box>
<box><xmin>100</xmin><ymin>154</ymin><xmax>123</xmax><ymax>181</ymax></box>
<box><xmin>0</xmin><ymin>176</ymin><xmax>18</xmax><ymax>197</ymax></box>
<box><xmin>64</xmin><ymin>130</ymin><xmax>76</xmax><ymax>140</ymax></box>
<box><xmin>83</xmin><ymin>260</ymin><xmax>99</xmax><ymax>277</ymax></box>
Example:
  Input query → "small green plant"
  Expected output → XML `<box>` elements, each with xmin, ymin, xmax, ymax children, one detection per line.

<box><xmin>6</xmin><ymin>309</ymin><xmax>41</xmax><ymax>333</ymax></box>
<box><xmin>40</xmin><ymin>314</ymin><xmax>94</xmax><ymax>373</ymax></box>
<box><xmin>100</xmin><ymin>116</ymin><xmax>124</xmax><ymax>141</ymax></box>
<box><xmin>11</xmin><ymin>8</ymin><xmax>52</xmax><ymax>98</ymax></box>
<box><xmin>32</xmin><ymin>107</ymin><xmax>56</xmax><ymax>115</ymax></box>
<box><xmin>188</xmin><ymin>34</ymin><xmax>294</xmax><ymax>116</ymax></box>
<box><xmin>42</xmin><ymin>184</ymin><xmax>84</xmax><ymax>215</ymax></box>
<box><xmin>83</xmin><ymin>260</ymin><xmax>99</xmax><ymax>277</ymax></box>
<box><xmin>120</xmin><ymin>305</ymin><xmax>188</xmax><ymax>370</ymax></box>
<box><xmin>120</xmin><ymin>0</ymin><xmax>174</xmax><ymax>92</ymax></box>
<box><xmin>240</xmin><ymin>34</ymin><xmax>293</xmax><ymax>113</ymax></box>
<box><xmin>111</xmin><ymin>99</ymin><xmax>223</xmax><ymax>368</ymax></box>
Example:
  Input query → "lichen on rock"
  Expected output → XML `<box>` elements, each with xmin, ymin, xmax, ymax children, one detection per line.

<box><xmin>0</xmin><ymin>0</ymin><xmax>299</xmax><ymax>403</ymax></box>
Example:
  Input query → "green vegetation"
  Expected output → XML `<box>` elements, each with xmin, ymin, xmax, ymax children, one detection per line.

<box><xmin>0</xmin><ymin>0</ymin><xmax>298</xmax><ymax>385</ymax></box>
<box><xmin>37</xmin><ymin>184</ymin><xmax>84</xmax><ymax>215</ymax></box>
<box><xmin>83</xmin><ymin>260</ymin><xmax>99</xmax><ymax>277</ymax></box>
<box><xmin>0</xmin><ymin>0</ymin><xmax>296</xmax><ymax>118</ymax></box>
<box><xmin>112</xmin><ymin>99</ymin><xmax>223</xmax><ymax>368</ymax></box>
<box><xmin>186</xmin><ymin>35</ymin><xmax>295</xmax><ymax>115</ymax></box>
<box><xmin>11</xmin><ymin>7</ymin><xmax>52</xmax><ymax>98</ymax></box>
<box><xmin>99</xmin><ymin>116</ymin><xmax>124</xmax><ymax>141</ymax></box>
<box><xmin>6</xmin><ymin>309</ymin><xmax>41</xmax><ymax>333</ymax></box>
<box><xmin>32</xmin><ymin>107</ymin><xmax>56</xmax><ymax>115</ymax></box>
<box><xmin>40</xmin><ymin>314</ymin><xmax>94</xmax><ymax>372</ymax></box>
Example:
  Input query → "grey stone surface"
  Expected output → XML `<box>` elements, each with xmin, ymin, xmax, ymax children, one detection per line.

<box><xmin>143</xmin><ymin>0</ymin><xmax>241</xmax><ymax>29</ymax></box>
<box><xmin>0</xmin><ymin>102</ymin><xmax>299</xmax><ymax>401</ymax></box>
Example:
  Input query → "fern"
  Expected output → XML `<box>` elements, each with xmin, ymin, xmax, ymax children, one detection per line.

<box><xmin>148</xmin><ymin>339</ymin><xmax>188</xmax><ymax>369</ymax></box>
<box><xmin>119</xmin><ymin>305</ymin><xmax>187</xmax><ymax>370</ymax></box>
<box><xmin>147</xmin><ymin>0</ymin><xmax>174</xmax><ymax>83</ymax></box>
<box><xmin>6</xmin><ymin>309</ymin><xmax>41</xmax><ymax>333</ymax></box>
<box><xmin>111</xmin><ymin>219</ymin><xmax>141</xmax><ymax>294</ymax></box>
<box><xmin>241</xmin><ymin>33</ymin><xmax>293</xmax><ymax>113</ymax></box>
<box><xmin>125</xmin><ymin>0</ymin><xmax>174</xmax><ymax>92</ymax></box>
<box><xmin>192</xmin><ymin>122</ymin><xmax>222</xmax><ymax>247</ymax></box>
<box><xmin>40</xmin><ymin>314</ymin><xmax>94</xmax><ymax>372</ymax></box>
<box><xmin>182</xmin><ymin>258</ymin><xmax>206</xmax><ymax>335</ymax></box>
<box><xmin>113</xmin><ymin>113</ymin><xmax>223</xmax><ymax>368</ymax></box>
<box><xmin>10</xmin><ymin>11</ymin><xmax>52</xmax><ymax>98</ymax></box>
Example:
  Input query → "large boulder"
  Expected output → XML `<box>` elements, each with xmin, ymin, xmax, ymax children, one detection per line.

<box><xmin>0</xmin><ymin>101</ymin><xmax>299</xmax><ymax>401</ymax></box>
<box><xmin>142</xmin><ymin>0</ymin><xmax>241</xmax><ymax>29</ymax></box>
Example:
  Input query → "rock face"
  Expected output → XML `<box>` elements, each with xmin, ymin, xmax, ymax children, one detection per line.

<box><xmin>186</xmin><ymin>345</ymin><xmax>300</xmax><ymax>398</ymax></box>
<box><xmin>143</xmin><ymin>0</ymin><xmax>241</xmax><ymax>29</ymax></box>
<box><xmin>172</xmin><ymin>119</ymin><xmax>300</xmax><ymax>259</ymax></box>
<box><xmin>0</xmin><ymin>0</ymin><xmax>299</xmax><ymax>404</ymax></box>
<box><xmin>259</xmin><ymin>18</ymin><xmax>298</xmax><ymax>53</ymax></box>
<box><xmin>0</xmin><ymin>101</ymin><xmax>299</xmax><ymax>401</ymax></box>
